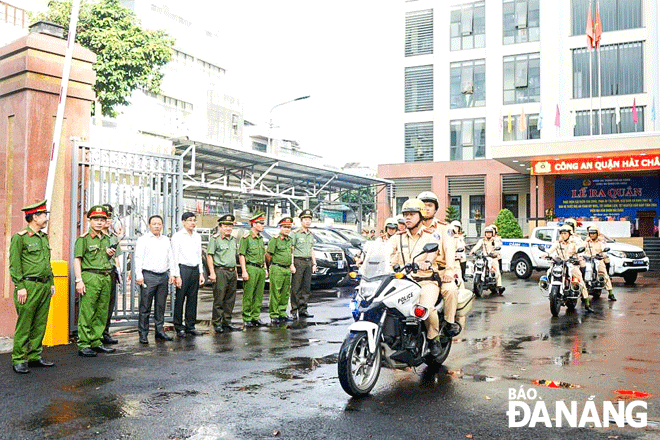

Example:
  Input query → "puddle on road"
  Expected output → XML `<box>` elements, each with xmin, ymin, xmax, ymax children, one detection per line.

<box><xmin>268</xmin><ymin>354</ymin><xmax>338</xmax><ymax>381</ymax></box>
<box><xmin>60</xmin><ymin>376</ymin><xmax>114</xmax><ymax>392</ymax></box>
<box><xmin>17</xmin><ymin>395</ymin><xmax>129</xmax><ymax>437</ymax></box>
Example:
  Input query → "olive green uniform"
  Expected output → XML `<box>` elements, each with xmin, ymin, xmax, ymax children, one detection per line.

<box><xmin>291</xmin><ymin>229</ymin><xmax>314</xmax><ymax>315</ymax></box>
<box><xmin>266</xmin><ymin>234</ymin><xmax>293</xmax><ymax>319</ymax></box>
<box><xmin>9</xmin><ymin>227</ymin><xmax>54</xmax><ymax>366</ymax></box>
<box><xmin>103</xmin><ymin>234</ymin><xmax>122</xmax><ymax>337</ymax></box>
<box><xmin>207</xmin><ymin>233</ymin><xmax>238</xmax><ymax>327</ymax></box>
<box><xmin>238</xmin><ymin>232</ymin><xmax>266</xmax><ymax>322</ymax></box>
<box><xmin>74</xmin><ymin>230</ymin><xmax>113</xmax><ymax>349</ymax></box>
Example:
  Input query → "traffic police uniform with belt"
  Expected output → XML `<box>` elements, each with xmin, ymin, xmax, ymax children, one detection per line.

<box><xmin>207</xmin><ymin>214</ymin><xmax>241</xmax><ymax>333</ymax></box>
<box><xmin>266</xmin><ymin>217</ymin><xmax>294</xmax><ymax>325</ymax></box>
<box><xmin>290</xmin><ymin>209</ymin><xmax>316</xmax><ymax>319</ymax></box>
<box><xmin>9</xmin><ymin>200</ymin><xmax>56</xmax><ymax>373</ymax></box>
<box><xmin>239</xmin><ymin>212</ymin><xmax>267</xmax><ymax>327</ymax></box>
<box><xmin>74</xmin><ymin>205</ymin><xmax>116</xmax><ymax>357</ymax></box>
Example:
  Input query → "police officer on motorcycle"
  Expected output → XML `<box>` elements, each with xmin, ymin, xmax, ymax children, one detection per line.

<box><xmin>389</xmin><ymin>199</ymin><xmax>460</xmax><ymax>357</ymax></box>
<box><xmin>380</xmin><ymin>217</ymin><xmax>398</xmax><ymax>242</ymax></box>
<box><xmin>469</xmin><ymin>226</ymin><xmax>505</xmax><ymax>294</ymax></box>
<box><xmin>585</xmin><ymin>226</ymin><xmax>616</xmax><ymax>301</ymax></box>
<box><xmin>542</xmin><ymin>224</ymin><xmax>593</xmax><ymax>313</ymax></box>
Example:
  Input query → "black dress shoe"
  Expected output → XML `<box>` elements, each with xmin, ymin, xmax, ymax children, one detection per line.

<box><xmin>78</xmin><ymin>348</ymin><xmax>98</xmax><ymax>357</ymax></box>
<box><xmin>102</xmin><ymin>334</ymin><xmax>119</xmax><ymax>344</ymax></box>
<box><xmin>139</xmin><ymin>336</ymin><xmax>149</xmax><ymax>344</ymax></box>
<box><xmin>92</xmin><ymin>346</ymin><xmax>116</xmax><ymax>354</ymax></box>
<box><xmin>222</xmin><ymin>324</ymin><xmax>241</xmax><ymax>332</ymax></box>
<box><xmin>298</xmin><ymin>312</ymin><xmax>314</xmax><ymax>318</ymax></box>
<box><xmin>177</xmin><ymin>330</ymin><xmax>187</xmax><ymax>337</ymax></box>
<box><xmin>12</xmin><ymin>363</ymin><xmax>30</xmax><ymax>374</ymax></box>
<box><xmin>428</xmin><ymin>339</ymin><xmax>443</xmax><ymax>358</ymax></box>
<box><xmin>444</xmin><ymin>322</ymin><xmax>461</xmax><ymax>338</ymax></box>
<box><xmin>253</xmin><ymin>319</ymin><xmax>267</xmax><ymax>327</ymax></box>
<box><xmin>497</xmin><ymin>286</ymin><xmax>506</xmax><ymax>295</ymax></box>
<box><xmin>281</xmin><ymin>316</ymin><xmax>294</xmax><ymax>322</ymax></box>
<box><xmin>27</xmin><ymin>359</ymin><xmax>54</xmax><ymax>367</ymax></box>
<box><xmin>186</xmin><ymin>330</ymin><xmax>203</xmax><ymax>336</ymax></box>
<box><xmin>215</xmin><ymin>326</ymin><xmax>224</xmax><ymax>333</ymax></box>
<box><xmin>243</xmin><ymin>321</ymin><xmax>255</xmax><ymax>328</ymax></box>
<box><xmin>155</xmin><ymin>332</ymin><xmax>173</xmax><ymax>341</ymax></box>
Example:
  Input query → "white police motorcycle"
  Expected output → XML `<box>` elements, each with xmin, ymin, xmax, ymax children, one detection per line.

<box><xmin>471</xmin><ymin>247</ymin><xmax>501</xmax><ymax>297</ymax></box>
<box><xmin>539</xmin><ymin>245</ymin><xmax>586</xmax><ymax>317</ymax></box>
<box><xmin>337</xmin><ymin>242</ymin><xmax>474</xmax><ymax>397</ymax></box>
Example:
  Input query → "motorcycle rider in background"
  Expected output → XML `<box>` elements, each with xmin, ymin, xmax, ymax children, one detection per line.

<box><xmin>380</xmin><ymin>218</ymin><xmax>398</xmax><ymax>242</ymax></box>
<box><xmin>543</xmin><ymin>224</ymin><xmax>593</xmax><ymax>313</ymax></box>
<box><xmin>584</xmin><ymin>226</ymin><xmax>617</xmax><ymax>301</ymax></box>
<box><xmin>389</xmin><ymin>199</ymin><xmax>460</xmax><ymax>357</ymax></box>
<box><xmin>489</xmin><ymin>224</ymin><xmax>504</xmax><ymax>273</ymax></box>
<box><xmin>451</xmin><ymin>220</ymin><xmax>467</xmax><ymax>282</ymax></box>
<box><xmin>469</xmin><ymin>226</ymin><xmax>505</xmax><ymax>295</ymax></box>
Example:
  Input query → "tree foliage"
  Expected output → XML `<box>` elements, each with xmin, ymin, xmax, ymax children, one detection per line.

<box><xmin>34</xmin><ymin>0</ymin><xmax>174</xmax><ymax>117</ymax></box>
<box><xmin>494</xmin><ymin>208</ymin><xmax>524</xmax><ymax>238</ymax></box>
<box><xmin>445</xmin><ymin>205</ymin><xmax>459</xmax><ymax>223</ymax></box>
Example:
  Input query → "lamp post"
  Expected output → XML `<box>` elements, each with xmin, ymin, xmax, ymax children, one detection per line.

<box><xmin>267</xmin><ymin>95</ymin><xmax>310</xmax><ymax>152</ymax></box>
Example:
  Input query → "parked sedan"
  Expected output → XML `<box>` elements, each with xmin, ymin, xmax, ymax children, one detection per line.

<box><xmin>309</xmin><ymin>227</ymin><xmax>363</xmax><ymax>271</ymax></box>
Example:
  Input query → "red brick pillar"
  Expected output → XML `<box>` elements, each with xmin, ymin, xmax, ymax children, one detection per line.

<box><xmin>0</xmin><ymin>29</ymin><xmax>96</xmax><ymax>336</ymax></box>
<box><xmin>485</xmin><ymin>173</ymin><xmax>502</xmax><ymax>225</ymax></box>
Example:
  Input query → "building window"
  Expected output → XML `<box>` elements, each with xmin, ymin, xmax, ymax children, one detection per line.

<box><xmin>503</xmin><ymin>0</ymin><xmax>540</xmax><ymax>44</ymax></box>
<box><xmin>450</xmin><ymin>118</ymin><xmax>486</xmax><ymax>161</ymax></box>
<box><xmin>503</xmin><ymin>194</ymin><xmax>519</xmax><ymax>218</ymax></box>
<box><xmin>503</xmin><ymin>53</ymin><xmax>540</xmax><ymax>104</ymax></box>
<box><xmin>231</xmin><ymin>114</ymin><xmax>239</xmax><ymax>136</ymax></box>
<box><xmin>252</xmin><ymin>141</ymin><xmax>267</xmax><ymax>152</ymax></box>
<box><xmin>405</xmin><ymin>9</ymin><xmax>433</xmax><ymax>56</ymax></box>
<box><xmin>574</xmin><ymin>106</ymin><xmax>644</xmax><ymax>136</ymax></box>
<box><xmin>450</xmin><ymin>59</ymin><xmax>486</xmax><ymax>109</ymax></box>
<box><xmin>572</xmin><ymin>42</ymin><xmax>643</xmax><ymax>98</ymax></box>
<box><xmin>405</xmin><ymin>122</ymin><xmax>434</xmax><ymax>162</ymax></box>
<box><xmin>405</xmin><ymin>65</ymin><xmax>434</xmax><ymax>112</ymax></box>
<box><xmin>450</xmin><ymin>196</ymin><xmax>462</xmax><ymax>221</ymax></box>
<box><xmin>503</xmin><ymin>113</ymin><xmax>540</xmax><ymax>140</ymax></box>
<box><xmin>571</xmin><ymin>0</ymin><xmax>641</xmax><ymax>36</ymax></box>
<box><xmin>450</xmin><ymin>1</ymin><xmax>485</xmax><ymax>51</ymax></box>
<box><xmin>470</xmin><ymin>195</ymin><xmax>485</xmax><ymax>221</ymax></box>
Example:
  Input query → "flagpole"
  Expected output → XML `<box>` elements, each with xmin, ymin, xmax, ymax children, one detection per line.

<box><xmin>588</xmin><ymin>0</ymin><xmax>593</xmax><ymax>136</ymax></box>
<box><xmin>597</xmin><ymin>1</ymin><xmax>602</xmax><ymax>134</ymax></box>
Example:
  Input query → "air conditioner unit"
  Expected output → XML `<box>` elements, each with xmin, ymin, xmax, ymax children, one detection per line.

<box><xmin>461</xmin><ymin>81</ymin><xmax>474</xmax><ymax>94</ymax></box>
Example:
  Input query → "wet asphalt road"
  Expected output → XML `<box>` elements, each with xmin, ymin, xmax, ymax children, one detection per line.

<box><xmin>1</xmin><ymin>274</ymin><xmax>659</xmax><ymax>440</ymax></box>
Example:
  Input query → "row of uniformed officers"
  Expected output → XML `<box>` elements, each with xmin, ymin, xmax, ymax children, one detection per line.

<box><xmin>8</xmin><ymin>200</ymin><xmax>318</xmax><ymax>374</ymax></box>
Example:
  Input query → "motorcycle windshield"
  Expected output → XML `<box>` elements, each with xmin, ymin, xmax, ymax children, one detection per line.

<box><xmin>358</xmin><ymin>241</ymin><xmax>393</xmax><ymax>280</ymax></box>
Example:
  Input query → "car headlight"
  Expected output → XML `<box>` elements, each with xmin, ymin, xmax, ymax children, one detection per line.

<box><xmin>314</xmin><ymin>250</ymin><xmax>329</xmax><ymax>261</ymax></box>
<box><xmin>608</xmin><ymin>251</ymin><xmax>625</xmax><ymax>258</ymax></box>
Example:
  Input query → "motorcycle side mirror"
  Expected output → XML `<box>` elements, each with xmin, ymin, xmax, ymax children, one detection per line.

<box><xmin>577</xmin><ymin>247</ymin><xmax>586</xmax><ymax>253</ymax></box>
<box><xmin>393</xmin><ymin>264</ymin><xmax>401</xmax><ymax>272</ymax></box>
<box><xmin>456</xmin><ymin>248</ymin><xmax>465</xmax><ymax>253</ymax></box>
<box><xmin>350</xmin><ymin>238</ymin><xmax>363</xmax><ymax>249</ymax></box>
<box><xmin>603</xmin><ymin>247</ymin><xmax>610</xmax><ymax>253</ymax></box>
<box><xmin>422</xmin><ymin>243</ymin><xmax>439</xmax><ymax>253</ymax></box>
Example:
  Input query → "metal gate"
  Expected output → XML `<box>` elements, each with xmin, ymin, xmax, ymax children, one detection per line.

<box><xmin>69</xmin><ymin>142</ymin><xmax>183</xmax><ymax>328</ymax></box>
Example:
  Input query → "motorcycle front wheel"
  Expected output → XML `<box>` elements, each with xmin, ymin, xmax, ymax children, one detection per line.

<box><xmin>473</xmin><ymin>273</ymin><xmax>483</xmax><ymax>297</ymax></box>
<box><xmin>549</xmin><ymin>285</ymin><xmax>562</xmax><ymax>317</ymax></box>
<box><xmin>591</xmin><ymin>288</ymin><xmax>601</xmax><ymax>300</ymax></box>
<box><xmin>338</xmin><ymin>331</ymin><xmax>382</xmax><ymax>397</ymax></box>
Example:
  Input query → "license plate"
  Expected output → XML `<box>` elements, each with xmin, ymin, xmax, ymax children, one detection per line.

<box><xmin>633</xmin><ymin>260</ymin><xmax>645</xmax><ymax>265</ymax></box>
<box><xmin>337</xmin><ymin>260</ymin><xmax>345</xmax><ymax>269</ymax></box>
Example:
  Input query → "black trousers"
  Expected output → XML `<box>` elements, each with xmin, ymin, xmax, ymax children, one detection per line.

<box><xmin>173</xmin><ymin>264</ymin><xmax>200</xmax><ymax>331</ymax></box>
<box><xmin>103</xmin><ymin>269</ymin><xmax>118</xmax><ymax>336</ymax></box>
<box><xmin>139</xmin><ymin>270</ymin><xmax>169</xmax><ymax>336</ymax></box>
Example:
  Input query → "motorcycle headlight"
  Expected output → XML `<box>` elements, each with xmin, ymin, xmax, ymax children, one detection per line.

<box><xmin>476</xmin><ymin>260</ymin><xmax>484</xmax><ymax>267</ymax></box>
<box><xmin>608</xmin><ymin>251</ymin><xmax>625</xmax><ymax>258</ymax></box>
<box><xmin>552</xmin><ymin>266</ymin><xmax>563</xmax><ymax>277</ymax></box>
<box><xmin>359</xmin><ymin>282</ymin><xmax>379</xmax><ymax>300</ymax></box>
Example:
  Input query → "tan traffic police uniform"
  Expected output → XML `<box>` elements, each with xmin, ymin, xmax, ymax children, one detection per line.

<box><xmin>584</xmin><ymin>237</ymin><xmax>613</xmax><ymax>290</ymax></box>
<box><xmin>546</xmin><ymin>240</ymin><xmax>588</xmax><ymax>299</ymax></box>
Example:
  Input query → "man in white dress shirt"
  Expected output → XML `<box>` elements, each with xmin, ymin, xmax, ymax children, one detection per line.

<box><xmin>134</xmin><ymin>215</ymin><xmax>179</xmax><ymax>344</ymax></box>
<box><xmin>171</xmin><ymin>212</ymin><xmax>205</xmax><ymax>337</ymax></box>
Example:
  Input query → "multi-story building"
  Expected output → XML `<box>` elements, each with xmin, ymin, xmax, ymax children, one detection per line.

<box><xmin>379</xmin><ymin>0</ymin><xmax>660</xmax><ymax>238</ymax></box>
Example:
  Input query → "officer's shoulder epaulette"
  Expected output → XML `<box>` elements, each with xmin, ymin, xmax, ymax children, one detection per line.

<box><xmin>438</xmin><ymin>220</ymin><xmax>448</xmax><ymax>225</ymax></box>
<box><xmin>242</xmin><ymin>231</ymin><xmax>251</xmax><ymax>239</ymax></box>
<box><xmin>212</xmin><ymin>232</ymin><xmax>220</xmax><ymax>238</ymax></box>
<box><xmin>79</xmin><ymin>231</ymin><xmax>89</xmax><ymax>238</ymax></box>
<box><xmin>16</xmin><ymin>230</ymin><xmax>28</xmax><ymax>236</ymax></box>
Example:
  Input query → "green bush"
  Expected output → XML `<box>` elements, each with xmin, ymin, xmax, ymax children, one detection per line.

<box><xmin>445</xmin><ymin>205</ymin><xmax>459</xmax><ymax>223</ymax></box>
<box><xmin>495</xmin><ymin>209</ymin><xmax>523</xmax><ymax>238</ymax></box>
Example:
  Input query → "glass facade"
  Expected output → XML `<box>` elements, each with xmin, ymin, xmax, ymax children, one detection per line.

<box><xmin>450</xmin><ymin>118</ymin><xmax>486</xmax><ymax>161</ymax></box>
<box><xmin>450</xmin><ymin>1</ymin><xmax>486</xmax><ymax>51</ymax></box>
<box><xmin>503</xmin><ymin>53</ymin><xmax>540</xmax><ymax>104</ymax></box>
<box><xmin>405</xmin><ymin>9</ymin><xmax>433</xmax><ymax>57</ymax></box>
<box><xmin>503</xmin><ymin>0</ymin><xmax>540</xmax><ymax>44</ymax></box>
<box><xmin>450</xmin><ymin>60</ymin><xmax>486</xmax><ymax>109</ymax></box>
<box><xmin>405</xmin><ymin>65</ymin><xmax>434</xmax><ymax>112</ymax></box>
<box><xmin>572</xmin><ymin>0</ymin><xmax>642</xmax><ymax>36</ymax></box>
<box><xmin>405</xmin><ymin>122</ymin><xmax>434</xmax><ymax>162</ymax></box>
<box><xmin>573</xmin><ymin>42</ymin><xmax>643</xmax><ymax>98</ymax></box>
<box><xmin>574</xmin><ymin>106</ymin><xmax>644</xmax><ymax>136</ymax></box>
<box><xmin>503</xmin><ymin>113</ymin><xmax>540</xmax><ymax>141</ymax></box>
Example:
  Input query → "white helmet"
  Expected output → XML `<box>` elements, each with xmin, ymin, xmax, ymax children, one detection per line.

<box><xmin>450</xmin><ymin>220</ymin><xmax>462</xmax><ymax>232</ymax></box>
<box><xmin>417</xmin><ymin>191</ymin><xmax>439</xmax><ymax>210</ymax></box>
<box><xmin>385</xmin><ymin>217</ymin><xmax>397</xmax><ymax>229</ymax></box>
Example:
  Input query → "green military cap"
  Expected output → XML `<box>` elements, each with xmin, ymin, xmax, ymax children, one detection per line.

<box><xmin>102</xmin><ymin>204</ymin><xmax>114</xmax><ymax>218</ymax></box>
<box><xmin>249</xmin><ymin>212</ymin><xmax>266</xmax><ymax>224</ymax></box>
<box><xmin>278</xmin><ymin>217</ymin><xmax>293</xmax><ymax>227</ymax></box>
<box><xmin>87</xmin><ymin>205</ymin><xmax>108</xmax><ymax>219</ymax></box>
<box><xmin>299</xmin><ymin>209</ymin><xmax>313</xmax><ymax>219</ymax></box>
<box><xmin>21</xmin><ymin>199</ymin><xmax>48</xmax><ymax>215</ymax></box>
<box><xmin>218</xmin><ymin>214</ymin><xmax>235</xmax><ymax>225</ymax></box>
